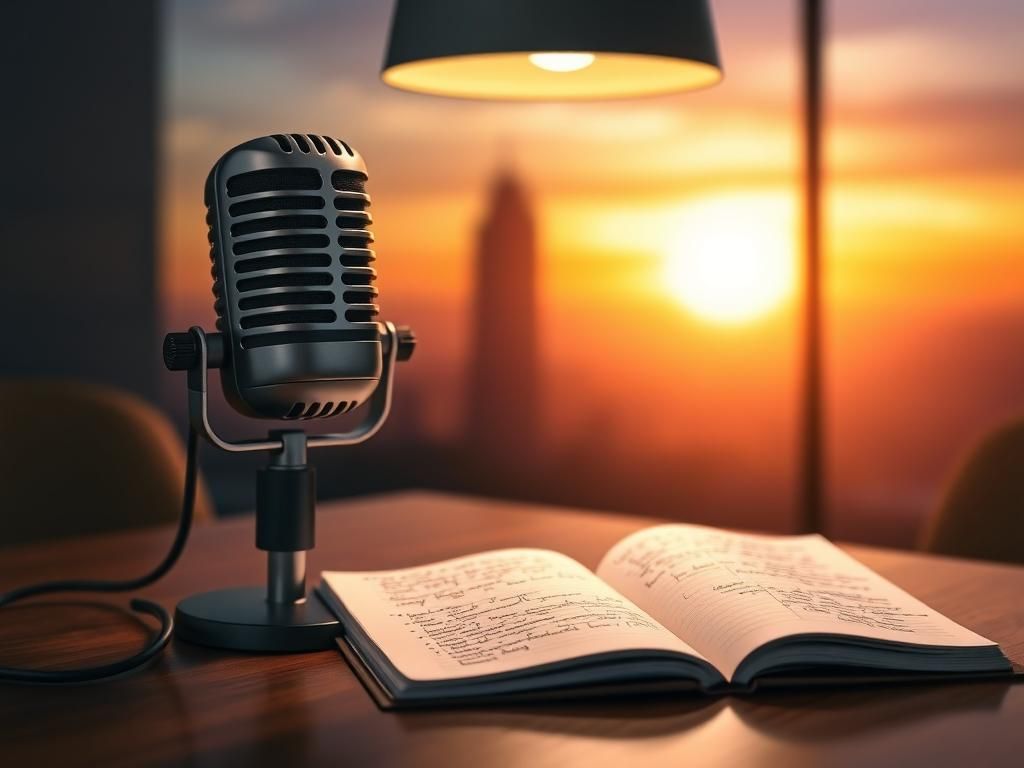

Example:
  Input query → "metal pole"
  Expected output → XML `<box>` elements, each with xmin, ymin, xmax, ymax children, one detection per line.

<box><xmin>799</xmin><ymin>0</ymin><xmax>825</xmax><ymax>533</ymax></box>
<box><xmin>268</xmin><ymin>551</ymin><xmax>307</xmax><ymax>604</ymax></box>
<box><xmin>265</xmin><ymin>431</ymin><xmax>311</xmax><ymax>605</ymax></box>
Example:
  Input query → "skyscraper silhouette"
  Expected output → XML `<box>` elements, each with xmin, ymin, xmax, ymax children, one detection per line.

<box><xmin>466</xmin><ymin>170</ymin><xmax>541</xmax><ymax>455</ymax></box>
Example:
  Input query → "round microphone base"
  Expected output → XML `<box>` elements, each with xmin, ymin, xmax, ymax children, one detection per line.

<box><xmin>174</xmin><ymin>586</ymin><xmax>340</xmax><ymax>652</ymax></box>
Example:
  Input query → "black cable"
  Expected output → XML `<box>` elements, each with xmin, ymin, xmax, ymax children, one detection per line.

<box><xmin>0</xmin><ymin>428</ymin><xmax>199</xmax><ymax>683</ymax></box>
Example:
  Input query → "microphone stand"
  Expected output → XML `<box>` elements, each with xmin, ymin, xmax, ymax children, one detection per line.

<box><xmin>164</xmin><ymin>321</ymin><xmax>413</xmax><ymax>651</ymax></box>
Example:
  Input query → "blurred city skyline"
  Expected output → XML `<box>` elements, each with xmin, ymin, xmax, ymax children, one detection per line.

<box><xmin>160</xmin><ymin>0</ymin><xmax>1024</xmax><ymax>543</ymax></box>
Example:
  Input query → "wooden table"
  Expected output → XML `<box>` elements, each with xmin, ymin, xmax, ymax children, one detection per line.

<box><xmin>2</xmin><ymin>491</ymin><xmax>1023</xmax><ymax>767</ymax></box>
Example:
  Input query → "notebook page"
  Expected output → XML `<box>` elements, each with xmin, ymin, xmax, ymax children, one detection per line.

<box><xmin>322</xmin><ymin>548</ymin><xmax>706</xmax><ymax>682</ymax></box>
<box><xmin>597</xmin><ymin>525</ymin><xmax>997</xmax><ymax>681</ymax></box>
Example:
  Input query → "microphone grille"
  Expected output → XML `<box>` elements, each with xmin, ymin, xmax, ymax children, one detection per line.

<box><xmin>269</xmin><ymin>133</ymin><xmax>356</xmax><ymax>157</ymax></box>
<box><xmin>206</xmin><ymin>135</ymin><xmax>380</xmax><ymax>353</ymax></box>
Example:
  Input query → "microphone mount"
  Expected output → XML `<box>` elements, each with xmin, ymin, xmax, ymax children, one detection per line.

<box><xmin>162</xmin><ymin>322</ymin><xmax>416</xmax><ymax>651</ymax></box>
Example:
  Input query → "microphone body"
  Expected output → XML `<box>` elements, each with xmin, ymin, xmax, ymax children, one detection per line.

<box><xmin>205</xmin><ymin>134</ymin><xmax>382</xmax><ymax>420</ymax></box>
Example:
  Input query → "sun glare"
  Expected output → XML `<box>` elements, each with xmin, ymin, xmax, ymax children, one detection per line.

<box><xmin>663</xmin><ymin>195</ymin><xmax>796</xmax><ymax>325</ymax></box>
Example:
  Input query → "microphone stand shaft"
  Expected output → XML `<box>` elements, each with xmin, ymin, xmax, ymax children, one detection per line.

<box><xmin>261</xmin><ymin>430</ymin><xmax>312</xmax><ymax>605</ymax></box>
<box><xmin>268</xmin><ymin>551</ymin><xmax>306</xmax><ymax>604</ymax></box>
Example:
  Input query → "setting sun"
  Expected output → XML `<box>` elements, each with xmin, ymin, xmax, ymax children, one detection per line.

<box><xmin>663</xmin><ymin>194</ymin><xmax>796</xmax><ymax>325</ymax></box>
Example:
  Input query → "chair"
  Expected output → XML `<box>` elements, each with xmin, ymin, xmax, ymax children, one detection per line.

<box><xmin>0</xmin><ymin>378</ymin><xmax>214</xmax><ymax>548</ymax></box>
<box><xmin>920</xmin><ymin>419</ymin><xmax>1024</xmax><ymax>565</ymax></box>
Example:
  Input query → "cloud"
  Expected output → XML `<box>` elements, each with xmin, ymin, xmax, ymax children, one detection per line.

<box><xmin>829</xmin><ymin>28</ymin><xmax>1022</xmax><ymax>104</ymax></box>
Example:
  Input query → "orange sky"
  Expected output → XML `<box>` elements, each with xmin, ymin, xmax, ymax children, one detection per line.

<box><xmin>163</xmin><ymin>0</ymin><xmax>1023</xmax><ymax>310</ymax></box>
<box><xmin>161</xmin><ymin>0</ymin><xmax>1024</xmax><ymax>533</ymax></box>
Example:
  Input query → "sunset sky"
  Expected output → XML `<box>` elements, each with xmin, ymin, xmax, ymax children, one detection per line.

<box><xmin>161</xmin><ymin>0</ymin><xmax>1024</xmax><ymax>538</ymax></box>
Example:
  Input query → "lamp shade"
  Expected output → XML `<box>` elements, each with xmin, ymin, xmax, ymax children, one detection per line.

<box><xmin>381</xmin><ymin>0</ymin><xmax>722</xmax><ymax>100</ymax></box>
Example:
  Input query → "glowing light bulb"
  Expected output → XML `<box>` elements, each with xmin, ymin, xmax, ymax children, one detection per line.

<box><xmin>528</xmin><ymin>52</ymin><xmax>596</xmax><ymax>73</ymax></box>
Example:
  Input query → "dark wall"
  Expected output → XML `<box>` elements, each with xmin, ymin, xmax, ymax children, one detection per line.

<box><xmin>0</xmin><ymin>1</ymin><xmax>159</xmax><ymax>399</ymax></box>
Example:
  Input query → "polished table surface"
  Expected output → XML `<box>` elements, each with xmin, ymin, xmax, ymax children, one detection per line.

<box><xmin>2</xmin><ymin>490</ymin><xmax>1023</xmax><ymax>767</ymax></box>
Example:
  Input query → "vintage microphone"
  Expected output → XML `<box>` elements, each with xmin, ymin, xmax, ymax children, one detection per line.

<box><xmin>162</xmin><ymin>134</ymin><xmax>415</xmax><ymax>652</ymax></box>
<box><xmin>0</xmin><ymin>134</ymin><xmax>413</xmax><ymax>682</ymax></box>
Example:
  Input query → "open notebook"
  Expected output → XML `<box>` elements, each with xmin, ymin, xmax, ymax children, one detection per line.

<box><xmin>317</xmin><ymin>524</ymin><xmax>1014</xmax><ymax>708</ymax></box>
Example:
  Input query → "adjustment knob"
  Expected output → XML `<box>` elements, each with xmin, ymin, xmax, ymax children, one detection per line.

<box><xmin>163</xmin><ymin>332</ymin><xmax>198</xmax><ymax>371</ymax></box>
<box><xmin>395</xmin><ymin>325</ymin><xmax>416</xmax><ymax>362</ymax></box>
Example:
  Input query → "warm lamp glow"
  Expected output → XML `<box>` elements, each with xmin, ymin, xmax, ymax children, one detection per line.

<box><xmin>382</xmin><ymin>52</ymin><xmax>722</xmax><ymax>100</ymax></box>
<box><xmin>528</xmin><ymin>52</ymin><xmax>596</xmax><ymax>73</ymax></box>
<box><xmin>663</xmin><ymin>196</ymin><xmax>795</xmax><ymax>325</ymax></box>
<box><xmin>383</xmin><ymin>0</ymin><xmax>721</xmax><ymax>99</ymax></box>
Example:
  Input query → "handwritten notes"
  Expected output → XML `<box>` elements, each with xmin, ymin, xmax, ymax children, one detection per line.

<box><xmin>323</xmin><ymin>549</ymin><xmax>703</xmax><ymax>681</ymax></box>
<box><xmin>597</xmin><ymin>525</ymin><xmax>995</xmax><ymax>679</ymax></box>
